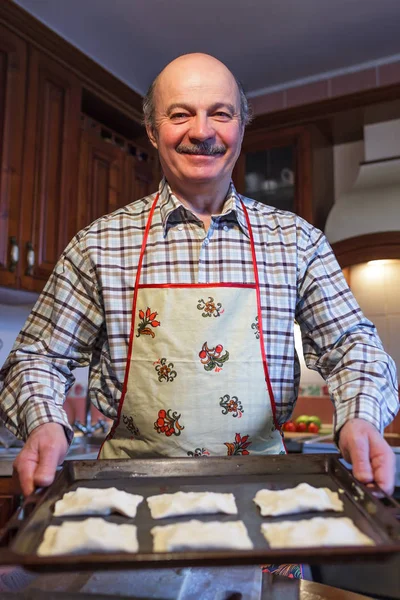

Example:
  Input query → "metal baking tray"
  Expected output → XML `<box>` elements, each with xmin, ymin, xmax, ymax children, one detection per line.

<box><xmin>0</xmin><ymin>454</ymin><xmax>399</xmax><ymax>571</ymax></box>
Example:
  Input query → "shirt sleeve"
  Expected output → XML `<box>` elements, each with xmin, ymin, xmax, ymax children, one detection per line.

<box><xmin>295</xmin><ymin>226</ymin><xmax>399</xmax><ymax>437</ymax></box>
<box><xmin>0</xmin><ymin>235</ymin><xmax>104</xmax><ymax>442</ymax></box>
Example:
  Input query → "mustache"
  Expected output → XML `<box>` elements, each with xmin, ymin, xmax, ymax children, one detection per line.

<box><xmin>176</xmin><ymin>142</ymin><xmax>227</xmax><ymax>155</ymax></box>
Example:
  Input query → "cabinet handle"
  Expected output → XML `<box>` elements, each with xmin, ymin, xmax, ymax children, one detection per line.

<box><xmin>8</xmin><ymin>236</ymin><xmax>19</xmax><ymax>272</ymax></box>
<box><xmin>25</xmin><ymin>242</ymin><xmax>35</xmax><ymax>276</ymax></box>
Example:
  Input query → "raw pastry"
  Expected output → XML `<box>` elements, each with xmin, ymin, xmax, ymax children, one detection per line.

<box><xmin>151</xmin><ymin>519</ymin><xmax>253</xmax><ymax>552</ymax></box>
<box><xmin>147</xmin><ymin>491</ymin><xmax>237</xmax><ymax>519</ymax></box>
<box><xmin>260</xmin><ymin>516</ymin><xmax>374</xmax><ymax>548</ymax></box>
<box><xmin>54</xmin><ymin>487</ymin><xmax>143</xmax><ymax>518</ymax></box>
<box><xmin>253</xmin><ymin>483</ymin><xmax>343</xmax><ymax>517</ymax></box>
<box><xmin>37</xmin><ymin>518</ymin><xmax>139</xmax><ymax>555</ymax></box>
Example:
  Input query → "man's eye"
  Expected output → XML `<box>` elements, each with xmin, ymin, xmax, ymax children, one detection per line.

<box><xmin>171</xmin><ymin>113</ymin><xmax>189</xmax><ymax>120</ymax></box>
<box><xmin>214</xmin><ymin>112</ymin><xmax>232</xmax><ymax>119</ymax></box>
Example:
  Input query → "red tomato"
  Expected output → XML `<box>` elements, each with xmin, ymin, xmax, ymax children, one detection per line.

<box><xmin>296</xmin><ymin>422</ymin><xmax>307</xmax><ymax>432</ymax></box>
<box><xmin>283</xmin><ymin>421</ymin><xmax>296</xmax><ymax>432</ymax></box>
<box><xmin>307</xmin><ymin>422</ymin><xmax>320</xmax><ymax>434</ymax></box>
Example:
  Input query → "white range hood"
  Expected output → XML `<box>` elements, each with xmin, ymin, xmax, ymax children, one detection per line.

<box><xmin>325</xmin><ymin>119</ymin><xmax>400</xmax><ymax>244</ymax></box>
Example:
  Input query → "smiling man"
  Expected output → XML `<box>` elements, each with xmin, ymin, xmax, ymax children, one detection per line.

<box><xmin>144</xmin><ymin>53</ymin><xmax>245</xmax><ymax>229</ymax></box>
<box><xmin>0</xmin><ymin>52</ymin><xmax>398</xmax><ymax>528</ymax></box>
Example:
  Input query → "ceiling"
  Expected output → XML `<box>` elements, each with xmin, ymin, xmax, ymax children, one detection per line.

<box><xmin>13</xmin><ymin>0</ymin><xmax>400</xmax><ymax>97</ymax></box>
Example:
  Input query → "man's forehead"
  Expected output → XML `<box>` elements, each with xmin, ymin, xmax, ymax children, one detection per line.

<box><xmin>155</xmin><ymin>70</ymin><xmax>240</xmax><ymax>112</ymax></box>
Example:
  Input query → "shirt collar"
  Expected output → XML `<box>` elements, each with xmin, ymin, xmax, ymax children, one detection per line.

<box><xmin>157</xmin><ymin>177</ymin><xmax>250</xmax><ymax>238</ymax></box>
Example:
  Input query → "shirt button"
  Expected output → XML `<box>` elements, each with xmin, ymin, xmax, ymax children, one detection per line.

<box><xmin>223</xmin><ymin>225</ymin><xmax>229</xmax><ymax>232</ymax></box>
<box><xmin>177</xmin><ymin>225</ymin><xmax>184</xmax><ymax>231</ymax></box>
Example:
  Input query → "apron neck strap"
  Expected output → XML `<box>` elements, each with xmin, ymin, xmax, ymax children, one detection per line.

<box><xmin>134</xmin><ymin>192</ymin><xmax>160</xmax><ymax>291</ymax></box>
<box><xmin>240</xmin><ymin>199</ymin><xmax>261</xmax><ymax>290</ymax></box>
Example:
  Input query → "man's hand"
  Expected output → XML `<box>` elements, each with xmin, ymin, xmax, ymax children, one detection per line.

<box><xmin>338</xmin><ymin>418</ymin><xmax>396</xmax><ymax>495</ymax></box>
<box><xmin>13</xmin><ymin>423</ymin><xmax>69</xmax><ymax>497</ymax></box>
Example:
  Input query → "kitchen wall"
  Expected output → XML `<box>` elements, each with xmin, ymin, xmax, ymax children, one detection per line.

<box><xmin>349</xmin><ymin>260</ymin><xmax>400</xmax><ymax>371</ymax></box>
<box><xmin>0</xmin><ymin>303</ymin><xmax>34</xmax><ymax>368</ymax></box>
<box><xmin>333</xmin><ymin>137</ymin><xmax>400</xmax><ymax>375</ymax></box>
<box><xmin>249</xmin><ymin>58</ymin><xmax>400</xmax><ymax>115</ymax></box>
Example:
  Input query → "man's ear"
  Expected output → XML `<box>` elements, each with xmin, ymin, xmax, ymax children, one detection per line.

<box><xmin>146</xmin><ymin>122</ymin><xmax>158</xmax><ymax>150</ymax></box>
<box><xmin>239</xmin><ymin>123</ymin><xmax>245</xmax><ymax>145</ymax></box>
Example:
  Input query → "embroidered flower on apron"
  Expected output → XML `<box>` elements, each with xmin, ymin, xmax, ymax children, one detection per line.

<box><xmin>136</xmin><ymin>307</ymin><xmax>160</xmax><ymax>338</ymax></box>
<box><xmin>122</xmin><ymin>414</ymin><xmax>140</xmax><ymax>437</ymax></box>
<box><xmin>187</xmin><ymin>447</ymin><xmax>211</xmax><ymax>457</ymax></box>
<box><xmin>154</xmin><ymin>358</ymin><xmax>177</xmax><ymax>382</ymax></box>
<box><xmin>224</xmin><ymin>433</ymin><xmax>252</xmax><ymax>456</ymax></box>
<box><xmin>154</xmin><ymin>409</ymin><xmax>184</xmax><ymax>437</ymax></box>
<box><xmin>219</xmin><ymin>394</ymin><xmax>243</xmax><ymax>418</ymax></box>
<box><xmin>251</xmin><ymin>315</ymin><xmax>260</xmax><ymax>339</ymax></box>
<box><xmin>197</xmin><ymin>296</ymin><xmax>224</xmax><ymax>317</ymax></box>
<box><xmin>199</xmin><ymin>342</ymin><xmax>229</xmax><ymax>372</ymax></box>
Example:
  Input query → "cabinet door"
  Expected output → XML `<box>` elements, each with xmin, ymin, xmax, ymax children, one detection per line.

<box><xmin>124</xmin><ymin>147</ymin><xmax>158</xmax><ymax>203</ymax></box>
<box><xmin>0</xmin><ymin>25</ymin><xmax>27</xmax><ymax>288</ymax></box>
<box><xmin>0</xmin><ymin>477</ymin><xmax>20</xmax><ymax>529</ymax></box>
<box><xmin>19</xmin><ymin>48</ymin><xmax>81</xmax><ymax>292</ymax></box>
<box><xmin>234</xmin><ymin>127</ymin><xmax>313</xmax><ymax>224</ymax></box>
<box><xmin>77</xmin><ymin>128</ymin><xmax>124</xmax><ymax>229</ymax></box>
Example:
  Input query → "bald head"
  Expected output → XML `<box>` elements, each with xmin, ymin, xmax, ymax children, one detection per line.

<box><xmin>143</xmin><ymin>53</ymin><xmax>251</xmax><ymax>132</ymax></box>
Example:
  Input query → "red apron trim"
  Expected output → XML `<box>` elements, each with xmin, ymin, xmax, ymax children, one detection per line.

<box><xmin>240</xmin><ymin>200</ymin><xmax>281</xmax><ymax>434</ymax></box>
<box><xmin>99</xmin><ymin>192</ymin><xmax>160</xmax><ymax>450</ymax></box>
<box><xmin>138</xmin><ymin>283</ymin><xmax>256</xmax><ymax>289</ymax></box>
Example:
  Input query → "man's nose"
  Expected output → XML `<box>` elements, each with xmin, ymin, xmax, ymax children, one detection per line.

<box><xmin>188</xmin><ymin>114</ymin><xmax>215</xmax><ymax>141</ymax></box>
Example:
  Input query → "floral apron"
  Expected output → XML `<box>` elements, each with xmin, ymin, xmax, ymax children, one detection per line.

<box><xmin>99</xmin><ymin>193</ymin><xmax>302</xmax><ymax>578</ymax></box>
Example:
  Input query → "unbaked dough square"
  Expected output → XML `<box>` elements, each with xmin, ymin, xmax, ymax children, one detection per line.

<box><xmin>260</xmin><ymin>516</ymin><xmax>374</xmax><ymax>548</ymax></box>
<box><xmin>151</xmin><ymin>519</ymin><xmax>253</xmax><ymax>552</ymax></box>
<box><xmin>253</xmin><ymin>483</ymin><xmax>344</xmax><ymax>517</ymax></box>
<box><xmin>37</xmin><ymin>518</ymin><xmax>139</xmax><ymax>556</ymax></box>
<box><xmin>54</xmin><ymin>487</ymin><xmax>143</xmax><ymax>518</ymax></box>
<box><xmin>147</xmin><ymin>491</ymin><xmax>238</xmax><ymax>519</ymax></box>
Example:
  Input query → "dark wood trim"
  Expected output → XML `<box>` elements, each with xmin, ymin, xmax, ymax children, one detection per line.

<box><xmin>242</xmin><ymin>124</ymin><xmax>312</xmax><ymax>148</ymax></box>
<box><xmin>332</xmin><ymin>232</ymin><xmax>400</xmax><ymax>268</ymax></box>
<box><xmin>248</xmin><ymin>83</ymin><xmax>400</xmax><ymax>133</ymax></box>
<box><xmin>0</xmin><ymin>0</ymin><xmax>143</xmax><ymax>123</ymax></box>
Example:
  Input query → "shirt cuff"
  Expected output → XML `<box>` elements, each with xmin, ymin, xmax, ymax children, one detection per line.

<box><xmin>23</xmin><ymin>402</ymin><xmax>74</xmax><ymax>445</ymax></box>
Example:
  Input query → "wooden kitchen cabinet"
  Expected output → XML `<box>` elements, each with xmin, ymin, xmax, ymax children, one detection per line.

<box><xmin>0</xmin><ymin>477</ymin><xmax>20</xmax><ymax>529</ymax></box>
<box><xmin>0</xmin><ymin>38</ymin><xmax>81</xmax><ymax>293</ymax></box>
<box><xmin>77</xmin><ymin>117</ymin><xmax>160</xmax><ymax>231</ymax></box>
<box><xmin>19</xmin><ymin>48</ymin><xmax>81</xmax><ymax>292</ymax></box>
<box><xmin>124</xmin><ymin>146</ymin><xmax>160</xmax><ymax>203</ymax></box>
<box><xmin>0</xmin><ymin>25</ymin><xmax>27</xmax><ymax>289</ymax></box>
<box><xmin>0</xmin><ymin>27</ymin><xmax>159</xmax><ymax>294</ymax></box>
<box><xmin>0</xmin><ymin>7</ymin><xmax>159</xmax><ymax>296</ymax></box>
<box><xmin>233</xmin><ymin>125</ymin><xmax>334</xmax><ymax>230</ymax></box>
<box><xmin>77</xmin><ymin>125</ymin><xmax>125</xmax><ymax>229</ymax></box>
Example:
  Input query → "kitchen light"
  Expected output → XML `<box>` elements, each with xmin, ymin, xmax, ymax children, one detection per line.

<box><xmin>367</xmin><ymin>259</ymin><xmax>391</xmax><ymax>266</ymax></box>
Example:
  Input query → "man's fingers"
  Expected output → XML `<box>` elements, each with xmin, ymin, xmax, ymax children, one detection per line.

<box><xmin>342</xmin><ymin>434</ymin><xmax>374</xmax><ymax>484</ymax></box>
<box><xmin>370</xmin><ymin>441</ymin><xmax>396</xmax><ymax>495</ymax></box>
<box><xmin>13</xmin><ymin>423</ymin><xmax>69</xmax><ymax>497</ymax></box>
<box><xmin>339</xmin><ymin>419</ymin><xmax>396</xmax><ymax>495</ymax></box>
<box><xmin>33</xmin><ymin>458</ymin><xmax>59</xmax><ymax>488</ymax></box>
<box><xmin>13</xmin><ymin>453</ymin><xmax>37</xmax><ymax>497</ymax></box>
<box><xmin>33</xmin><ymin>442</ymin><xmax>66</xmax><ymax>488</ymax></box>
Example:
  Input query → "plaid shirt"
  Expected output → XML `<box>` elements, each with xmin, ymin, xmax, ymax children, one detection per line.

<box><xmin>0</xmin><ymin>179</ymin><xmax>398</xmax><ymax>443</ymax></box>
